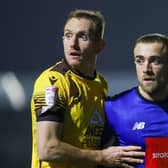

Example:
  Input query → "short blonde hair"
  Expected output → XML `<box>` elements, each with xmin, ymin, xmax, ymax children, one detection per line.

<box><xmin>64</xmin><ymin>9</ymin><xmax>105</xmax><ymax>40</ymax></box>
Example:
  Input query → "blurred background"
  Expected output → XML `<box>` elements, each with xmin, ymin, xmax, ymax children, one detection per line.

<box><xmin>1</xmin><ymin>0</ymin><xmax>168</xmax><ymax>167</ymax></box>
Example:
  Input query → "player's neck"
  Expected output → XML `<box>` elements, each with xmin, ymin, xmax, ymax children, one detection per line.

<box><xmin>138</xmin><ymin>86</ymin><xmax>168</xmax><ymax>101</ymax></box>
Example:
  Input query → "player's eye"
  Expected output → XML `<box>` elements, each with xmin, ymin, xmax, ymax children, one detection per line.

<box><xmin>150</xmin><ymin>57</ymin><xmax>162</xmax><ymax>65</ymax></box>
<box><xmin>78</xmin><ymin>33</ymin><xmax>88</xmax><ymax>41</ymax></box>
<box><xmin>135</xmin><ymin>57</ymin><xmax>145</xmax><ymax>65</ymax></box>
<box><xmin>64</xmin><ymin>33</ymin><xmax>73</xmax><ymax>39</ymax></box>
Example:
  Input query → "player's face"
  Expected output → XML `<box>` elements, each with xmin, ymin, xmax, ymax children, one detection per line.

<box><xmin>134</xmin><ymin>42</ymin><xmax>168</xmax><ymax>99</ymax></box>
<box><xmin>62</xmin><ymin>18</ymin><xmax>103</xmax><ymax>74</ymax></box>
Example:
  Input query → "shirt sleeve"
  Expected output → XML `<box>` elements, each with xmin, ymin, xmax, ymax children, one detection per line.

<box><xmin>31</xmin><ymin>71</ymin><xmax>66</xmax><ymax>123</ymax></box>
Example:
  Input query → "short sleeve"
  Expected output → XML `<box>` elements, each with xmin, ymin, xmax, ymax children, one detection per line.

<box><xmin>31</xmin><ymin>70</ymin><xmax>67</xmax><ymax>122</ymax></box>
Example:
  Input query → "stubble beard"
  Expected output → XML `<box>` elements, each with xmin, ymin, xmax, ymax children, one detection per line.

<box><xmin>139</xmin><ymin>80</ymin><xmax>167</xmax><ymax>98</ymax></box>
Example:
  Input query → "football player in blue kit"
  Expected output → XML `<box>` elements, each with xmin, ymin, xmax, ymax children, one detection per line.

<box><xmin>103</xmin><ymin>33</ymin><xmax>168</xmax><ymax>168</ymax></box>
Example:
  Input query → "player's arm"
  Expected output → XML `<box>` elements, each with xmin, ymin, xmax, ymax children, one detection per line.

<box><xmin>36</xmin><ymin>120</ymin><xmax>145</xmax><ymax>167</ymax></box>
<box><xmin>36</xmin><ymin>120</ymin><xmax>101</xmax><ymax>163</ymax></box>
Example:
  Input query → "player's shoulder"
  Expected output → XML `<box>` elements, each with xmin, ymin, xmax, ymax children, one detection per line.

<box><xmin>50</xmin><ymin>59</ymin><xmax>70</xmax><ymax>74</ymax></box>
<box><xmin>36</xmin><ymin>60</ymin><xmax>69</xmax><ymax>79</ymax></box>
<box><xmin>44</xmin><ymin>59</ymin><xmax>69</xmax><ymax>75</ymax></box>
<box><xmin>97</xmin><ymin>72</ymin><xmax>107</xmax><ymax>81</ymax></box>
<box><xmin>96</xmin><ymin>72</ymin><xmax>108</xmax><ymax>87</ymax></box>
<box><xmin>105</xmin><ymin>87</ymin><xmax>136</xmax><ymax>102</ymax></box>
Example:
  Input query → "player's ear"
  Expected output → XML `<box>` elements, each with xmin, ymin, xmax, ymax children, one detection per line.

<box><xmin>96</xmin><ymin>39</ymin><xmax>105</xmax><ymax>54</ymax></box>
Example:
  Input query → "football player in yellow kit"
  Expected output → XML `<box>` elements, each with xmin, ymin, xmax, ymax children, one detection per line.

<box><xmin>31</xmin><ymin>9</ymin><xmax>144</xmax><ymax>168</ymax></box>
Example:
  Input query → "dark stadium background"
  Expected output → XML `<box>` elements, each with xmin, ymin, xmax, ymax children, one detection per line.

<box><xmin>1</xmin><ymin>0</ymin><xmax>168</xmax><ymax>167</ymax></box>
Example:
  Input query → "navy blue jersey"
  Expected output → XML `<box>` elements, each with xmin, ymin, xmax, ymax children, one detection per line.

<box><xmin>103</xmin><ymin>87</ymin><xmax>168</xmax><ymax>168</ymax></box>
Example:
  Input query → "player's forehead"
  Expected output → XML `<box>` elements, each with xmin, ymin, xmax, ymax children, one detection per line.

<box><xmin>134</xmin><ymin>42</ymin><xmax>166</xmax><ymax>57</ymax></box>
<box><xmin>64</xmin><ymin>18</ymin><xmax>94</xmax><ymax>33</ymax></box>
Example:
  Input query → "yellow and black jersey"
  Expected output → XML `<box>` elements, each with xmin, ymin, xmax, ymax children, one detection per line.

<box><xmin>31</xmin><ymin>59</ymin><xmax>108</xmax><ymax>168</ymax></box>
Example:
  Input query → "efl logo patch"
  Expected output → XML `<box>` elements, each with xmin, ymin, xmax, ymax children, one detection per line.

<box><xmin>146</xmin><ymin>137</ymin><xmax>168</xmax><ymax>168</ymax></box>
<box><xmin>41</xmin><ymin>86</ymin><xmax>57</xmax><ymax>114</ymax></box>
<box><xmin>45</xmin><ymin>86</ymin><xmax>57</xmax><ymax>106</ymax></box>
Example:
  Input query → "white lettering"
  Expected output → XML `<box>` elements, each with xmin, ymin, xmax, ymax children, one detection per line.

<box><xmin>132</xmin><ymin>122</ymin><xmax>145</xmax><ymax>130</ymax></box>
<box><xmin>152</xmin><ymin>152</ymin><xmax>168</xmax><ymax>158</ymax></box>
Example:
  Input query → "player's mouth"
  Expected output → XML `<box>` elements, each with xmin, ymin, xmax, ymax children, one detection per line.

<box><xmin>143</xmin><ymin>77</ymin><xmax>156</xmax><ymax>84</ymax></box>
<box><xmin>69</xmin><ymin>51</ymin><xmax>81</xmax><ymax>56</ymax></box>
